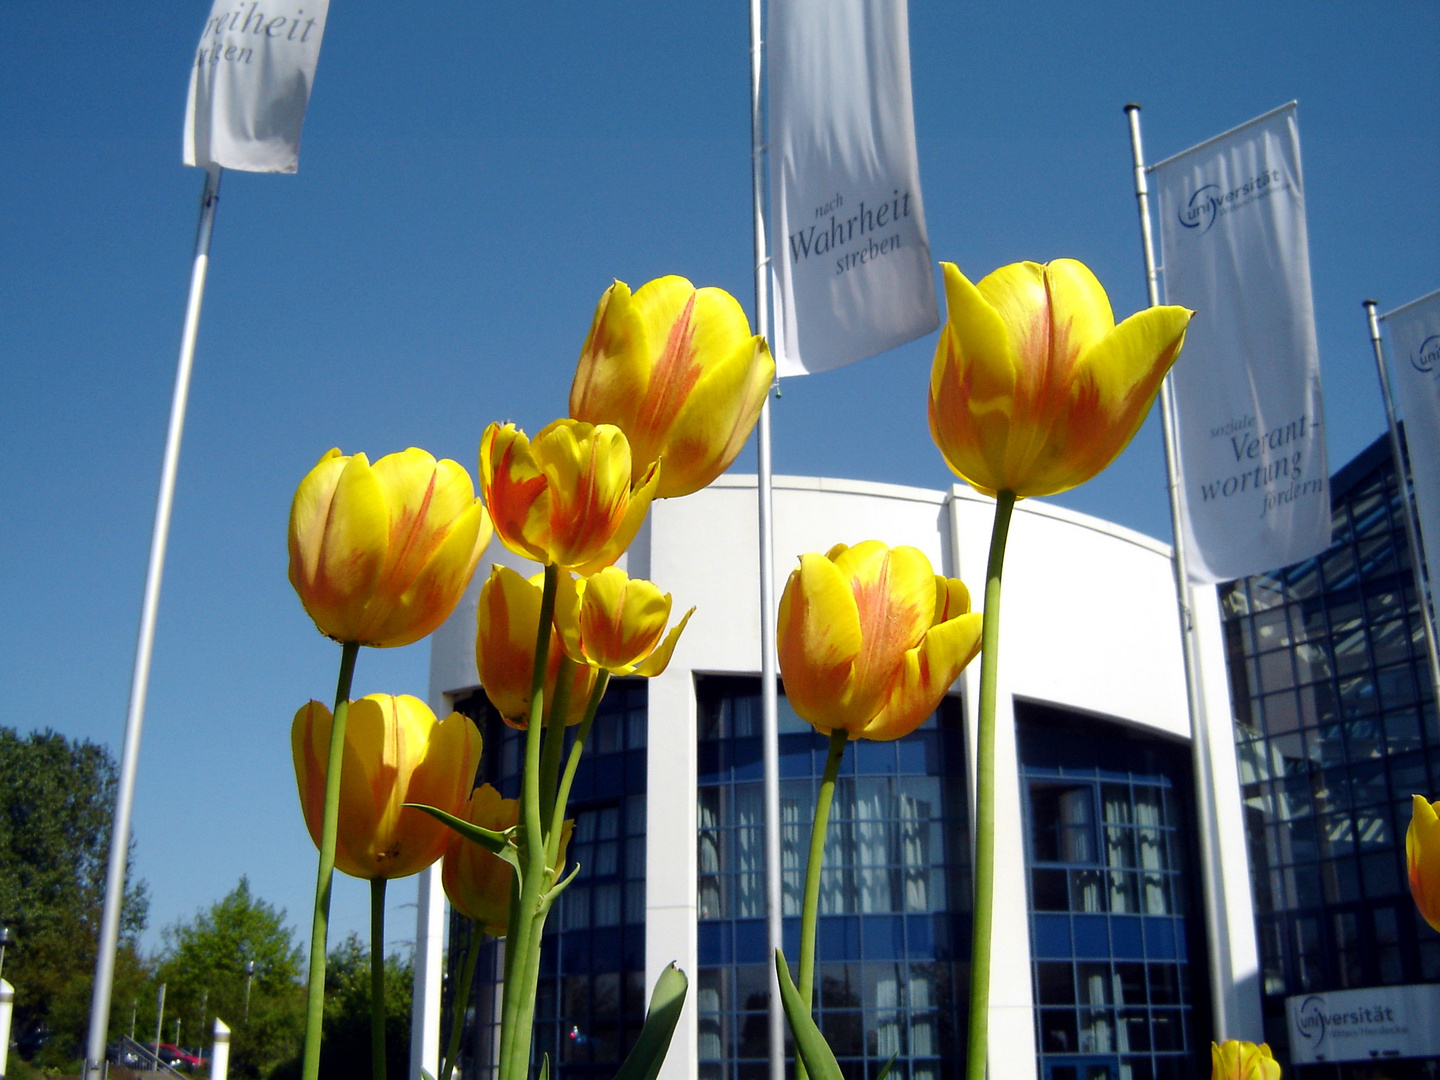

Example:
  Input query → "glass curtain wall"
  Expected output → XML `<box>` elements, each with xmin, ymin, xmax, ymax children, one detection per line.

<box><xmin>695</xmin><ymin>676</ymin><xmax>972</xmax><ymax>1080</ymax></box>
<box><xmin>1219</xmin><ymin>433</ymin><xmax>1440</xmax><ymax>1067</ymax></box>
<box><xmin>446</xmin><ymin>681</ymin><xmax>649</xmax><ymax>1080</ymax></box>
<box><xmin>1017</xmin><ymin>701</ymin><xmax>1211</xmax><ymax>1080</ymax></box>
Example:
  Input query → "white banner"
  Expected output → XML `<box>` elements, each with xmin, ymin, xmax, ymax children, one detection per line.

<box><xmin>1154</xmin><ymin>104</ymin><xmax>1330</xmax><ymax>582</ymax></box>
<box><xmin>1287</xmin><ymin>985</ymin><xmax>1440</xmax><ymax>1063</ymax></box>
<box><xmin>184</xmin><ymin>0</ymin><xmax>329</xmax><ymax>173</ymax></box>
<box><xmin>1383</xmin><ymin>289</ymin><xmax>1440</xmax><ymax>599</ymax></box>
<box><xmin>767</xmin><ymin>0</ymin><xmax>938</xmax><ymax>378</ymax></box>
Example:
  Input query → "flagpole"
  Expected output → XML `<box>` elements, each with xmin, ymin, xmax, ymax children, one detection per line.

<box><xmin>747</xmin><ymin>3</ymin><xmax>785</xmax><ymax>1080</ymax></box>
<box><xmin>1364</xmin><ymin>300</ymin><xmax>1440</xmax><ymax>700</ymax></box>
<box><xmin>84</xmin><ymin>164</ymin><xmax>223</xmax><ymax>1080</ymax></box>
<box><xmin>1123</xmin><ymin>105</ymin><xmax>1230</xmax><ymax>1042</ymax></box>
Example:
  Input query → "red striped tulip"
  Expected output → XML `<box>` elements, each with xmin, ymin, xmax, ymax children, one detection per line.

<box><xmin>570</xmin><ymin>276</ymin><xmax>774</xmax><ymax>498</ymax></box>
<box><xmin>1211</xmin><ymin>1041</ymin><xmax>1281</xmax><ymax>1080</ymax></box>
<box><xmin>291</xmin><ymin>695</ymin><xmax>482</xmax><ymax>880</ymax></box>
<box><xmin>777</xmin><ymin>541</ymin><xmax>982</xmax><ymax>741</ymax></box>
<box><xmin>288</xmin><ymin>447</ymin><xmax>491</xmax><ymax>647</ymax></box>
<box><xmin>929</xmin><ymin>260</ymin><xmax>1192</xmax><ymax>498</ymax></box>
<box><xmin>554</xmin><ymin>566</ymin><xmax>693</xmax><ymax>677</ymax></box>
<box><xmin>480</xmin><ymin>420</ymin><xmax>658</xmax><ymax>573</ymax></box>
<box><xmin>475</xmin><ymin>565</ymin><xmax>597</xmax><ymax>728</ymax></box>
<box><xmin>1408</xmin><ymin>794</ymin><xmax>1440</xmax><ymax>932</ymax></box>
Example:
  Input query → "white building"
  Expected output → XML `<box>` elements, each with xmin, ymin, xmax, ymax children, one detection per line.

<box><xmin>416</xmin><ymin>474</ymin><xmax>1262</xmax><ymax>1080</ymax></box>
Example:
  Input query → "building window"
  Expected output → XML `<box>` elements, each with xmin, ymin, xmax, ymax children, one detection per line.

<box><xmin>1018</xmin><ymin>701</ymin><xmax>1209</xmax><ymax>1080</ymax></box>
<box><xmin>695</xmin><ymin>676</ymin><xmax>971</xmax><ymax>1080</ymax></box>
<box><xmin>1219</xmin><ymin>433</ymin><xmax>1440</xmax><ymax>1061</ymax></box>
<box><xmin>446</xmin><ymin>681</ymin><xmax>648</xmax><ymax>1080</ymax></box>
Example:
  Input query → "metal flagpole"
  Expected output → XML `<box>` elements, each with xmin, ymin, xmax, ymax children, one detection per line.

<box><xmin>1123</xmin><ymin>105</ymin><xmax>1230</xmax><ymax>1041</ymax></box>
<box><xmin>84</xmin><ymin>164</ymin><xmax>223</xmax><ymax>1080</ymax></box>
<box><xmin>1364</xmin><ymin>300</ymin><xmax>1440</xmax><ymax>700</ymax></box>
<box><xmin>747</xmin><ymin>3</ymin><xmax>785</xmax><ymax>1080</ymax></box>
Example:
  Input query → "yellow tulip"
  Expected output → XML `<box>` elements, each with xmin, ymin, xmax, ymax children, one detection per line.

<box><xmin>441</xmin><ymin>784</ymin><xmax>574</xmax><ymax>937</ymax></box>
<box><xmin>554</xmin><ymin>565</ymin><xmax>694</xmax><ymax>677</ymax></box>
<box><xmin>776</xmin><ymin>541</ymin><xmax>982</xmax><ymax>740</ymax></box>
<box><xmin>1407</xmin><ymin>794</ymin><xmax>1440</xmax><ymax>932</ymax></box>
<box><xmin>570</xmin><ymin>276</ymin><xmax>775</xmax><ymax>499</ymax></box>
<box><xmin>291</xmin><ymin>695</ymin><xmax>483</xmax><ymax>880</ymax></box>
<box><xmin>928</xmin><ymin>260</ymin><xmax>1192</xmax><ymax>498</ymax></box>
<box><xmin>480</xmin><ymin>419</ymin><xmax>658</xmax><ymax>573</ymax></box>
<box><xmin>288</xmin><ymin>447</ymin><xmax>492</xmax><ymax>647</ymax></box>
<box><xmin>475</xmin><ymin>565</ymin><xmax>598</xmax><ymax>728</ymax></box>
<box><xmin>1212</xmin><ymin>1041</ymin><xmax>1281</xmax><ymax>1080</ymax></box>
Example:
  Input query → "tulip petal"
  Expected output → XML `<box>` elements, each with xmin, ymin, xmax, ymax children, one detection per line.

<box><xmin>859</xmin><ymin>612</ymin><xmax>982</xmax><ymax>741</ymax></box>
<box><xmin>1043</xmin><ymin>259</ymin><xmax>1115</xmax><ymax>357</ymax></box>
<box><xmin>630</xmin><ymin>606</ymin><xmax>694</xmax><ymax>677</ymax></box>
<box><xmin>571</xmin><ymin>280</ymin><xmax>648</xmax><ymax>442</ymax></box>
<box><xmin>1408</xmin><ymin>794</ymin><xmax>1440</xmax><ymax>932</ymax></box>
<box><xmin>934</xmin><ymin>576</ymin><xmax>973</xmax><ymax>623</ymax></box>
<box><xmin>477</xmin><ymin>565</ymin><xmax>545</xmax><ymax>723</ymax></box>
<box><xmin>830</xmin><ymin>542</ymin><xmax>936</xmax><ymax>722</ymax></box>
<box><xmin>535</xmin><ymin>421</ymin><xmax>633</xmax><ymax>568</ymax></box>
<box><xmin>571</xmin><ymin>457</ymin><xmax>660</xmax><ymax>577</ymax></box>
<box><xmin>290</xmin><ymin>700</ymin><xmax>332</xmax><ymax>853</ymax></box>
<box><xmin>481</xmin><ymin>423</ymin><xmax>552</xmax><ymax>564</ymax></box>
<box><xmin>578</xmin><ymin>567</ymin><xmax>672</xmax><ymax>671</ymax></box>
<box><xmin>777</xmin><ymin>553</ymin><xmax>863</xmax><ymax>729</ymax></box>
<box><xmin>295</xmin><ymin>452</ymin><xmax>391</xmax><ymax>640</ymax></box>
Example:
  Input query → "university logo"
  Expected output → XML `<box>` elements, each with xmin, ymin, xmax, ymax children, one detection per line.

<box><xmin>1411</xmin><ymin>334</ymin><xmax>1440</xmax><ymax>374</ymax></box>
<box><xmin>1294</xmin><ymin>995</ymin><xmax>1328</xmax><ymax>1051</ymax></box>
<box><xmin>1177</xmin><ymin>169</ymin><xmax>1283</xmax><ymax>233</ymax></box>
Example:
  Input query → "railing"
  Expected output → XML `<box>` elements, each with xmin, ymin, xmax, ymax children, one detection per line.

<box><xmin>112</xmin><ymin>1034</ymin><xmax>191</xmax><ymax>1078</ymax></box>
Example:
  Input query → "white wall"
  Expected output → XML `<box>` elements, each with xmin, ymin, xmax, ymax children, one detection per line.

<box><xmin>426</xmin><ymin>474</ymin><xmax>1260</xmax><ymax>1080</ymax></box>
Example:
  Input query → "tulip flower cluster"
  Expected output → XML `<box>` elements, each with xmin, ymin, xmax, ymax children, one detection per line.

<box><xmin>1212</xmin><ymin>1040</ymin><xmax>1281</xmax><ymax>1080</ymax></box>
<box><xmin>284</xmin><ymin>274</ymin><xmax>768</xmax><ymax>1080</ymax></box>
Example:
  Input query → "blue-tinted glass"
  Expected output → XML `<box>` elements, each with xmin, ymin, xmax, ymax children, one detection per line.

<box><xmin>1032</xmin><ymin>915</ymin><xmax>1072</xmax><ymax>958</ymax></box>
<box><xmin>1143</xmin><ymin>920</ymin><xmax>1176</xmax><ymax>960</ymax></box>
<box><xmin>1073</xmin><ymin>916</ymin><xmax>1110</xmax><ymax>959</ymax></box>
<box><xmin>1110</xmin><ymin>917</ymin><xmax>1144</xmax><ymax>959</ymax></box>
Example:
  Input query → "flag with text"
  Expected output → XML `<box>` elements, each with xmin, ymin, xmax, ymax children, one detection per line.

<box><xmin>767</xmin><ymin>0</ymin><xmax>937</xmax><ymax>377</ymax></box>
<box><xmin>184</xmin><ymin>0</ymin><xmax>329</xmax><ymax>173</ymax></box>
<box><xmin>1383</xmin><ymin>290</ymin><xmax>1440</xmax><ymax>599</ymax></box>
<box><xmin>1154</xmin><ymin>104</ymin><xmax>1330</xmax><ymax>582</ymax></box>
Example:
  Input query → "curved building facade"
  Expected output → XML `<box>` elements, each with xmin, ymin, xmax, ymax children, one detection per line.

<box><xmin>419</xmin><ymin>475</ymin><xmax>1262</xmax><ymax>1080</ymax></box>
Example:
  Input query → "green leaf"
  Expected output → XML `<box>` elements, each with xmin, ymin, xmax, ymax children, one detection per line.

<box><xmin>611</xmin><ymin>963</ymin><xmax>688</xmax><ymax>1080</ymax></box>
<box><xmin>774</xmin><ymin>949</ymin><xmax>845</xmax><ymax>1080</ymax></box>
<box><xmin>404</xmin><ymin>803</ymin><xmax>520</xmax><ymax>869</ymax></box>
<box><xmin>540</xmin><ymin>1053</ymin><xmax>551</xmax><ymax>1080</ymax></box>
<box><xmin>876</xmin><ymin>1053</ymin><xmax>899</xmax><ymax>1080</ymax></box>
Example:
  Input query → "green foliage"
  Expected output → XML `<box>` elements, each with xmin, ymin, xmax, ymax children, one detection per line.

<box><xmin>148</xmin><ymin>878</ymin><xmax>306</xmax><ymax>1078</ymax></box>
<box><xmin>0</xmin><ymin>727</ymin><xmax>150</xmax><ymax>1062</ymax></box>
<box><xmin>270</xmin><ymin>933</ymin><xmax>412</xmax><ymax>1080</ymax></box>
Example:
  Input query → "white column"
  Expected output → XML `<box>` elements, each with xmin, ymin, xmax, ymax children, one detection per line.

<box><xmin>410</xmin><ymin>865</ymin><xmax>447</xmax><ymax>1080</ymax></box>
<box><xmin>1192</xmin><ymin>587</ymin><xmax>1263</xmax><ymax>1034</ymax></box>
<box><xmin>646</xmin><ymin>665</ymin><xmax>700</xmax><ymax>1080</ymax></box>
<box><xmin>209</xmin><ymin>1018</ymin><xmax>230</xmax><ymax>1080</ymax></box>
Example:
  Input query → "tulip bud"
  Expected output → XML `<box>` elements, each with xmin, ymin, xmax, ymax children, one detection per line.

<box><xmin>777</xmin><ymin>541</ymin><xmax>982</xmax><ymax>741</ymax></box>
<box><xmin>291</xmin><ymin>695</ymin><xmax>482</xmax><ymax>880</ymax></box>
<box><xmin>288</xmin><ymin>447</ymin><xmax>492</xmax><ymax>647</ymax></box>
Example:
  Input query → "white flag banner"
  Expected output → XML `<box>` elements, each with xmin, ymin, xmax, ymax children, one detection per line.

<box><xmin>1153</xmin><ymin>104</ymin><xmax>1330</xmax><ymax>582</ymax></box>
<box><xmin>184</xmin><ymin>0</ymin><xmax>329</xmax><ymax>173</ymax></box>
<box><xmin>1383</xmin><ymin>289</ymin><xmax>1440</xmax><ymax>592</ymax></box>
<box><xmin>767</xmin><ymin>0</ymin><xmax>938</xmax><ymax>377</ymax></box>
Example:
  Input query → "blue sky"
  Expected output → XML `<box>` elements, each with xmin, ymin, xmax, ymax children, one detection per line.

<box><xmin>1</xmin><ymin>2</ymin><xmax>1436</xmax><ymax>963</ymax></box>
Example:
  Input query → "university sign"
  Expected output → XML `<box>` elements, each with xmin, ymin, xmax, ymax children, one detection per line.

<box><xmin>1286</xmin><ymin>984</ymin><xmax>1440</xmax><ymax>1064</ymax></box>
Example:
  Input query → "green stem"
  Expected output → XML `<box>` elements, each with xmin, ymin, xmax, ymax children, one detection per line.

<box><xmin>301</xmin><ymin>639</ymin><xmax>360</xmax><ymax>1080</ymax></box>
<box><xmin>798</xmin><ymin>728</ymin><xmax>849</xmax><ymax>1010</ymax></box>
<box><xmin>439</xmin><ymin>922</ymin><xmax>484</xmax><ymax>1080</ymax></box>
<box><xmin>498</xmin><ymin>563</ymin><xmax>558</xmax><ymax>1080</ymax></box>
<box><xmin>538</xmin><ymin>655</ymin><xmax>576</xmax><ymax>826</ymax></box>
<box><xmin>966</xmin><ymin>490</ymin><xmax>1015</xmax><ymax>1080</ymax></box>
<box><xmin>548</xmin><ymin>672</ymin><xmax>610</xmax><ymax>865</ymax></box>
<box><xmin>370</xmin><ymin>877</ymin><xmax>388</xmax><ymax>1080</ymax></box>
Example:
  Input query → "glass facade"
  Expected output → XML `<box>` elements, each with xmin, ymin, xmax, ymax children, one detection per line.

<box><xmin>1017</xmin><ymin>701</ymin><xmax>1211</xmax><ymax>1080</ymax></box>
<box><xmin>446</xmin><ymin>681</ymin><xmax>650</xmax><ymax>1080</ymax></box>
<box><xmin>1219</xmin><ymin>433</ymin><xmax>1440</xmax><ymax>1071</ymax></box>
<box><xmin>695</xmin><ymin>677</ymin><xmax>973</xmax><ymax>1080</ymax></box>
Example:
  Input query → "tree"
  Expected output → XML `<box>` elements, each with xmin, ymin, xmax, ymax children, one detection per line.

<box><xmin>0</xmin><ymin>727</ymin><xmax>150</xmax><ymax>1065</ymax></box>
<box><xmin>150</xmin><ymin>878</ymin><xmax>305</xmax><ymax>1078</ymax></box>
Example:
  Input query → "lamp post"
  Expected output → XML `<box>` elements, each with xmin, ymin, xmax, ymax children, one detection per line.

<box><xmin>243</xmin><ymin>961</ymin><xmax>255</xmax><ymax>1025</ymax></box>
<box><xmin>0</xmin><ymin>926</ymin><xmax>14</xmax><ymax>983</ymax></box>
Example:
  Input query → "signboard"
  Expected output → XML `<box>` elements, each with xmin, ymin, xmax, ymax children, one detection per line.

<box><xmin>1286</xmin><ymin>984</ymin><xmax>1440</xmax><ymax>1063</ymax></box>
